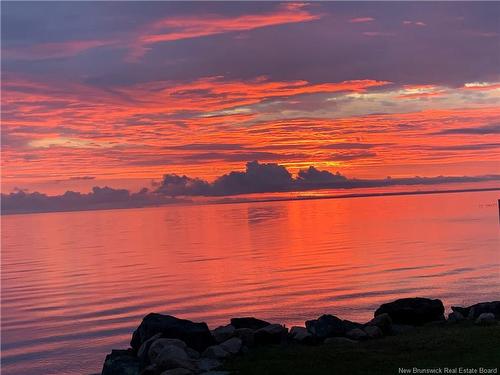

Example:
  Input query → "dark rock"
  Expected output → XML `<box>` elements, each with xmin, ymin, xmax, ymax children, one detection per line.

<box><xmin>131</xmin><ymin>314</ymin><xmax>214</xmax><ymax>352</ymax></box>
<box><xmin>374</xmin><ymin>297</ymin><xmax>445</xmax><ymax>325</ymax></box>
<box><xmin>140</xmin><ymin>364</ymin><xmax>159</xmax><ymax>375</ymax></box>
<box><xmin>153</xmin><ymin>346</ymin><xmax>195</xmax><ymax>372</ymax></box>
<box><xmin>198</xmin><ymin>358</ymin><xmax>222</xmax><ymax>372</ymax></box>
<box><xmin>452</xmin><ymin>301</ymin><xmax>500</xmax><ymax>320</ymax></box>
<box><xmin>345</xmin><ymin>328</ymin><xmax>368</xmax><ymax>340</ymax></box>
<box><xmin>305</xmin><ymin>314</ymin><xmax>349</xmax><ymax>339</ymax></box>
<box><xmin>365</xmin><ymin>313</ymin><xmax>392</xmax><ymax>335</ymax></box>
<box><xmin>148</xmin><ymin>338</ymin><xmax>187</xmax><ymax>364</ymax></box>
<box><xmin>202</xmin><ymin>345</ymin><xmax>231</xmax><ymax>360</ymax></box>
<box><xmin>447</xmin><ymin>311</ymin><xmax>465</xmax><ymax>323</ymax></box>
<box><xmin>102</xmin><ymin>349</ymin><xmax>140</xmax><ymax>375</ymax></box>
<box><xmin>254</xmin><ymin>324</ymin><xmax>288</xmax><ymax>345</ymax></box>
<box><xmin>212</xmin><ymin>325</ymin><xmax>235</xmax><ymax>344</ymax></box>
<box><xmin>342</xmin><ymin>320</ymin><xmax>364</xmax><ymax>331</ymax></box>
<box><xmin>364</xmin><ymin>325</ymin><xmax>383</xmax><ymax>338</ymax></box>
<box><xmin>185</xmin><ymin>347</ymin><xmax>200</xmax><ymax>359</ymax></box>
<box><xmin>230</xmin><ymin>317</ymin><xmax>271</xmax><ymax>330</ymax></box>
<box><xmin>233</xmin><ymin>328</ymin><xmax>255</xmax><ymax>347</ymax></box>
<box><xmin>137</xmin><ymin>333</ymin><xmax>162</xmax><ymax>368</ymax></box>
<box><xmin>220</xmin><ymin>337</ymin><xmax>242</xmax><ymax>354</ymax></box>
<box><xmin>475</xmin><ymin>313</ymin><xmax>497</xmax><ymax>326</ymax></box>
<box><xmin>289</xmin><ymin>326</ymin><xmax>314</xmax><ymax>344</ymax></box>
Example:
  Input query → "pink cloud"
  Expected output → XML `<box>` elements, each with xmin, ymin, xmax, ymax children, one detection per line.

<box><xmin>349</xmin><ymin>17</ymin><xmax>375</xmax><ymax>23</ymax></box>
<box><xmin>127</xmin><ymin>2</ymin><xmax>321</xmax><ymax>61</ymax></box>
<box><xmin>403</xmin><ymin>20</ymin><xmax>427</xmax><ymax>27</ymax></box>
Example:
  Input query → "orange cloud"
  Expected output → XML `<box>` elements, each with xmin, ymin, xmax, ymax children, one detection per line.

<box><xmin>3</xmin><ymin>73</ymin><xmax>499</xmax><ymax>191</ymax></box>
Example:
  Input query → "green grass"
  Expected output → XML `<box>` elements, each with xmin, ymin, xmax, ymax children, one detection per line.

<box><xmin>225</xmin><ymin>323</ymin><xmax>500</xmax><ymax>375</ymax></box>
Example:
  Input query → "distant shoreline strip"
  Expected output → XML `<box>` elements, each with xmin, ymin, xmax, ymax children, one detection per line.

<box><xmin>2</xmin><ymin>187</ymin><xmax>499</xmax><ymax>216</ymax></box>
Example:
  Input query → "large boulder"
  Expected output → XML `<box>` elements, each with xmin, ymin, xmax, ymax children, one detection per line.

<box><xmin>230</xmin><ymin>317</ymin><xmax>271</xmax><ymax>330</ymax></box>
<box><xmin>475</xmin><ymin>313</ymin><xmax>497</xmax><ymax>326</ymax></box>
<box><xmin>345</xmin><ymin>328</ymin><xmax>368</xmax><ymax>340</ymax></box>
<box><xmin>198</xmin><ymin>358</ymin><xmax>222</xmax><ymax>372</ymax></box>
<box><xmin>220</xmin><ymin>337</ymin><xmax>242</xmax><ymax>354</ymax></box>
<box><xmin>365</xmin><ymin>313</ymin><xmax>392</xmax><ymax>335</ymax></box>
<box><xmin>212</xmin><ymin>325</ymin><xmax>235</xmax><ymax>343</ymax></box>
<box><xmin>131</xmin><ymin>314</ymin><xmax>214</xmax><ymax>352</ymax></box>
<box><xmin>153</xmin><ymin>345</ymin><xmax>196</xmax><ymax>372</ymax></box>
<box><xmin>374</xmin><ymin>298</ymin><xmax>445</xmax><ymax>325</ymax></box>
<box><xmin>289</xmin><ymin>326</ymin><xmax>313</xmax><ymax>344</ymax></box>
<box><xmin>101</xmin><ymin>349</ymin><xmax>140</xmax><ymax>375</ymax></box>
<box><xmin>137</xmin><ymin>333</ymin><xmax>162</xmax><ymax>367</ymax></box>
<box><xmin>447</xmin><ymin>311</ymin><xmax>465</xmax><ymax>324</ymax></box>
<box><xmin>254</xmin><ymin>324</ymin><xmax>288</xmax><ymax>345</ymax></box>
<box><xmin>305</xmin><ymin>314</ymin><xmax>358</xmax><ymax>339</ymax></box>
<box><xmin>233</xmin><ymin>328</ymin><xmax>255</xmax><ymax>347</ymax></box>
<box><xmin>148</xmin><ymin>338</ymin><xmax>187</xmax><ymax>364</ymax></box>
<box><xmin>185</xmin><ymin>347</ymin><xmax>200</xmax><ymax>359</ymax></box>
<box><xmin>202</xmin><ymin>345</ymin><xmax>231</xmax><ymax>360</ymax></box>
<box><xmin>451</xmin><ymin>301</ymin><xmax>500</xmax><ymax>320</ymax></box>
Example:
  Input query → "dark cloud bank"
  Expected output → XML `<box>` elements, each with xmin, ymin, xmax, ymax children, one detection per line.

<box><xmin>3</xmin><ymin>161</ymin><xmax>500</xmax><ymax>214</ymax></box>
<box><xmin>1</xmin><ymin>187</ymin><xmax>179</xmax><ymax>215</ymax></box>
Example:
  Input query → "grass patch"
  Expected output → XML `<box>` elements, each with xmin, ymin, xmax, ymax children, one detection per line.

<box><xmin>225</xmin><ymin>323</ymin><xmax>500</xmax><ymax>375</ymax></box>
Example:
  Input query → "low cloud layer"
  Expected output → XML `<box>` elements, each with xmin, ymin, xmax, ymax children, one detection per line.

<box><xmin>155</xmin><ymin>161</ymin><xmax>500</xmax><ymax>197</ymax></box>
<box><xmin>2</xmin><ymin>186</ymin><xmax>178</xmax><ymax>215</ymax></box>
<box><xmin>3</xmin><ymin>161</ymin><xmax>500</xmax><ymax>214</ymax></box>
<box><xmin>433</xmin><ymin>124</ymin><xmax>500</xmax><ymax>135</ymax></box>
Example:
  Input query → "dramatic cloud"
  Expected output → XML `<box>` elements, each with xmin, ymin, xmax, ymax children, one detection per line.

<box><xmin>154</xmin><ymin>161</ymin><xmax>500</xmax><ymax>197</ymax></box>
<box><xmin>4</xmin><ymin>161</ymin><xmax>500</xmax><ymax>214</ymax></box>
<box><xmin>1</xmin><ymin>2</ymin><xmax>499</xmax><ymax>194</ymax></box>
<box><xmin>211</xmin><ymin>160</ymin><xmax>293</xmax><ymax>195</ymax></box>
<box><xmin>296</xmin><ymin>166</ymin><xmax>347</xmax><ymax>186</ymax></box>
<box><xmin>155</xmin><ymin>174</ymin><xmax>211</xmax><ymax>196</ymax></box>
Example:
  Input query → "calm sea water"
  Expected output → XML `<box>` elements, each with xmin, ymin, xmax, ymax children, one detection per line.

<box><xmin>1</xmin><ymin>191</ymin><xmax>499</xmax><ymax>375</ymax></box>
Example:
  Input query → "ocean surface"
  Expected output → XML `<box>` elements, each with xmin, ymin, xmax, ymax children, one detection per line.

<box><xmin>1</xmin><ymin>190</ymin><xmax>499</xmax><ymax>374</ymax></box>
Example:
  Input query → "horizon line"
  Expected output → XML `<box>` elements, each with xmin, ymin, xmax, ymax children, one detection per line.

<box><xmin>2</xmin><ymin>186</ymin><xmax>499</xmax><ymax>217</ymax></box>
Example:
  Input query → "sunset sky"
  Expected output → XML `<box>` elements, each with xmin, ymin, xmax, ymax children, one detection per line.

<box><xmin>2</xmin><ymin>1</ymin><xmax>500</xmax><ymax>197</ymax></box>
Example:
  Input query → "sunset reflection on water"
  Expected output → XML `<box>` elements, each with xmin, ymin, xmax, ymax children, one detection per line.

<box><xmin>1</xmin><ymin>190</ymin><xmax>499</xmax><ymax>374</ymax></box>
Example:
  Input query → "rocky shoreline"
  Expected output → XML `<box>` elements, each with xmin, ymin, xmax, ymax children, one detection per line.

<box><xmin>100</xmin><ymin>298</ymin><xmax>500</xmax><ymax>375</ymax></box>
